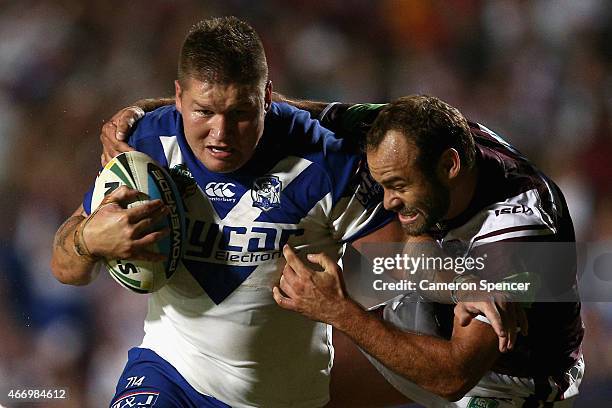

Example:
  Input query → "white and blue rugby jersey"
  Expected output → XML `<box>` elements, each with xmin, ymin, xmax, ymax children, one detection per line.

<box><xmin>84</xmin><ymin>102</ymin><xmax>393</xmax><ymax>408</ymax></box>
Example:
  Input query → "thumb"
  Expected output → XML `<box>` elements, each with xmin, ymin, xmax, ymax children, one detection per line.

<box><xmin>307</xmin><ymin>253</ymin><xmax>339</xmax><ymax>275</ymax></box>
<box><xmin>116</xmin><ymin>106</ymin><xmax>144</xmax><ymax>141</ymax></box>
<box><xmin>102</xmin><ymin>185</ymin><xmax>147</xmax><ymax>208</ymax></box>
<box><xmin>454</xmin><ymin>304</ymin><xmax>473</xmax><ymax>327</ymax></box>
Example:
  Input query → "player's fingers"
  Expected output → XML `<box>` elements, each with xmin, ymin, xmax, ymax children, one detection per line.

<box><xmin>498</xmin><ymin>298</ymin><xmax>517</xmax><ymax>351</ymax></box>
<box><xmin>483</xmin><ymin>301</ymin><xmax>506</xmax><ymax>341</ymax></box>
<box><xmin>132</xmin><ymin>206</ymin><xmax>170</xmax><ymax>236</ymax></box>
<box><xmin>100</xmin><ymin>143</ymin><xmax>114</xmax><ymax>167</ymax></box>
<box><xmin>132</xmin><ymin>228</ymin><xmax>170</xmax><ymax>249</ymax></box>
<box><xmin>498</xmin><ymin>334</ymin><xmax>509</xmax><ymax>355</ymax></box>
<box><xmin>115</xmin><ymin>106</ymin><xmax>144</xmax><ymax>141</ymax></box>
<box><xmin>454</xmin><ymin>303</ymin><xmax>475</xmax><ymax>327</ymax></box>
<box><xmin>100</xmin><ymin>121</ymin><xmax>134</xmax><ymax>161</ymax></box>
<box><xmin>101</xmin><ymin>186</ymin><xmax>144</xmax><ymax>208</ymax></box>
<box><xmin>279</xmin><ymin>274</ymin><xmax>299</xmax><ymax>299</ymax></box>
<box><xmin>281</xmin><ymin>262</ymin><xmax>299</xmax><ymax>282</ymax></box>
<box><xmin>100</xmin><ymin>121</ymin><xmax>120</xmax><ymax>156</ymax></box>
<box><xmin>104</xmin><ymin>184</ymin><xmax>139</xmax><ymax>200</ymax></box>
<box><xmin>101</xmin><ymin>152</ymin><xmax>113</xmax><ymax>168</ymax></box>
<box><xmin>282</xmin><ymin>245</ymin><xmax>311</xmax><ymax>277</ymax></box>
<box><xmin>273</xmin><ymin>286</ymin><xmax>298</xmax><ymax>311</ymax></box>
<box><xmin>479</xmin><ymin>298</ymin><xmax>510</xmax><ymax>353</ymax></box>
<box><xmin>125</xmin><ymin>200</ymin><xmax>165</xmax><ymax>223</ymax></box>
<box><xmin>112</xmin><ymin>140</ymin><xmax>134</xmax><ymax>154</ymax></box>
<box><xmin>103</xmin><ymin>130</ymin><xmax>133</xmax><ymax>155</ymax></box>
<box><xmin>306</xmin><ymin>253</ymin><xmax>339</xmax><ymax>275</ymax></box>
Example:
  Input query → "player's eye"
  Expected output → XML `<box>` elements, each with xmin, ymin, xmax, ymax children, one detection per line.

<box><xmin>194</xmin><ymin>109</ymin><xmax>214</xmax><ymax>117</ymax></box>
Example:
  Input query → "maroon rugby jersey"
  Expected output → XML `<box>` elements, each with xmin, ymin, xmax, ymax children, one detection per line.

<box><xmin>433</xmin><ymin>123</ymin><xmax>584</xmax><ymax>381</ymax></box>
<box><xmin>320</xmin><ymin>103</ymin><xmax>584</xmax><ymax>397</ymax></box>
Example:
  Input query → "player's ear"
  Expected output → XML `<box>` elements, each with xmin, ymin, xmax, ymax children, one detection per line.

<box><xmin>437</xmin><ymin>148</ymin><xmax>460</xmax><ymax>183</ymax></box>
<box><xmin>264</xmin><ymin>80</ymin><xmax>272</xmax><ymax>112</ymax></box>
<box><xmin>175</xmin><ymin>80</ymin><xmax>183</xmax><ymax>113</ymax></box>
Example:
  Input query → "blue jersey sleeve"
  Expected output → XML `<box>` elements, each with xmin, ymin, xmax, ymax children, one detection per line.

<box><xmin>129</xmin><ymin>105</ymin><xmax>178</xmax><ymax>166</ymax></box>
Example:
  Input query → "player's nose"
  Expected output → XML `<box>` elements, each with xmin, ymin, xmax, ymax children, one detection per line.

<box><xmin>209</xmin><ymin>115</ymin><xmax>231</xmax><ymax>141</ymax></box>
<box><xmin>383</xmin><ymin>189</ymin><xmax>403</xmax><ymax>212</ymax></box>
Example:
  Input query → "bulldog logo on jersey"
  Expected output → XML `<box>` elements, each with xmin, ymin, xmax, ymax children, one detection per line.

<box><xmin>252</xmin><ymin>176</ymin><xmax>281</xmax><ymax>211</ymax></box>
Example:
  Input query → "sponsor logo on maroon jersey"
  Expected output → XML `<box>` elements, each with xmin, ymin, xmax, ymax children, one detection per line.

<box><xmin>494</xmin><ymin>204</ymin><xmax>533</xmax><ymax>217</ymax></box>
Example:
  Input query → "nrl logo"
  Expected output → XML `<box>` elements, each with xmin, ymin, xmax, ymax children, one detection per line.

<box><xmin>252</xmin><ymin>175</ymin><xmax>282</xmax><ymax>211</ymax></box>
<box><xmin>170</xmin><ymin>164</ymin><xmax>197</xmax><ymax>200</ymax></box>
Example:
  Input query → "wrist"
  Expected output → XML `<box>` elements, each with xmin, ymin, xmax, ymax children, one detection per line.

<box><xmin>73</xmin><ymin>217</ymin><xmax>99</xmax><ymax>263</ymax></box>
<box><xmin>452</xmin><ymin>274</ymin><xmax>481</xmax><ymax>303</ymax></box>
<box><xmin>332</xmin><ymin>298</ymin><xmax>365</xmax><ymax>332</ymax></box>
<box><xmin>73</xmin><ymin>205</ymin><xmax>110</xmax><ymax>262</ymax></box>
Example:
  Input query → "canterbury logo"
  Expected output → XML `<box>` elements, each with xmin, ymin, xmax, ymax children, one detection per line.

<box><xmin>205</xmin><ymin>182</ymin><xmax>236</xmax><ymax>198</ymax></box>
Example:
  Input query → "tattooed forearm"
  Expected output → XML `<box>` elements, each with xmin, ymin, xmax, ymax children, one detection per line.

<box><xmin>53</xmin><ymin>215</ymin><xmax>84</xmax><ymax>255</ymax></box>
<box><xmin>51</xmin><ymin>207</ymin><xmax>100</xmax><ymax>286</ymax></box>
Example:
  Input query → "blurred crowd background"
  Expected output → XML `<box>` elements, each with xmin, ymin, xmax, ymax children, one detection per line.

<box><xmin>0</xmin><ymin>0</ymin><xmax>611</xmax><ymax>406</ymax></box>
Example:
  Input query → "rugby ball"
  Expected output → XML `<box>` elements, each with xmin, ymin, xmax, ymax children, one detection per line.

<box><xmin>90</xmin><ymin>151</ymin><xmax>185</xmax><ymax>293</ymax></box>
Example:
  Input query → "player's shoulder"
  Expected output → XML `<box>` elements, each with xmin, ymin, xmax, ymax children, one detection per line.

<box><xmin>131</xmin><ymin>105</ymin><xmax>180</xmax><ymax>144</ymax></box>
<box><xmin>268</xmin><ymin>101</ymin><xmax>296</xmax><ymax>118</ymax></box>
<box><xmin>449</xmin><ymin>134</ymin><xmax>566</xmax><ymax>245</ymax></box>
<box><xmin>263</xmin><ymin>102</ymin><xmax>364</xmax><ymax>203</ymax></box>
<box><xmin>268</xmin><ymin>102</ymin><xmax>359</xmax><ymax>158</ymax></box>
<box><xmin>267</xmin><ymin>102</ymin><xmax>334</xmax><ymax>145</ymax></box>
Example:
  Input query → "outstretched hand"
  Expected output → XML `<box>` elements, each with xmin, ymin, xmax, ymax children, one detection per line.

<box><xmin>454</xmin><ymin>294</ymin><xmax>529</xmax><ymax>353</ymax></box>
<box><xmin>100</xmin><ymin>106</ymin><xmax>143</xmax><ymax>166</ymax></box>
<box><xmin>275</xmin><ymin>246</ymin><xmax>528</xmax><ymax>353</ymax></box>
<box><xmin>273</xmin><ymin>245</ymin><xmax>352</xmax><ymax>325</ymax></box>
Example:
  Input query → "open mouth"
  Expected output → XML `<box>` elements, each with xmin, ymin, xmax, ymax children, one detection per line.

<box><xmin>207</xmin><ymin>145</ymin><xmax>234</xmax><ymax>159</ymax></box>
<box><xmin>397</xmin><ymin>210</ymin><xmax>420</xmax><ymax>224</ymax></box>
